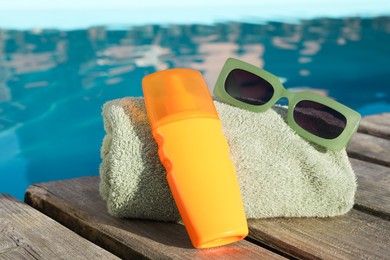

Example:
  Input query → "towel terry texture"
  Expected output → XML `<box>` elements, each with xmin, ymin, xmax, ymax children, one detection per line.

<box><xmin>99</xmin><ymin>97</ymin><xmax>356</xmax><ymax>221</ymax></box>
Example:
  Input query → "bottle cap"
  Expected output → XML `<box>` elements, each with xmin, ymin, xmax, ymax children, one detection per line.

<box><xmin>142</xmin><ymin>69</ymin><xmax>218</xmax><ymax>129</ymax></box>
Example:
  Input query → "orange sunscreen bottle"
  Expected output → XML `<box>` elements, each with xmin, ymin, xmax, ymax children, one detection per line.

<box><xmin>142</xmin><ymin>68</ymin><xmax>248</xmax><ymax>248</ymax></box>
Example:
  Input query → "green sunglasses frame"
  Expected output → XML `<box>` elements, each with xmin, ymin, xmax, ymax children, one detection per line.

<box><xmin>213</xmin><ymin>57</ymin><xmax>361</xmax><ymax>151</ymax></box>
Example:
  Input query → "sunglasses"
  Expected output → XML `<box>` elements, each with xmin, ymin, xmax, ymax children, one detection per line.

<box><xmin>213</xmin><ymin>58</ymin><xmax>361</xmax><ymax>151</ymax></box>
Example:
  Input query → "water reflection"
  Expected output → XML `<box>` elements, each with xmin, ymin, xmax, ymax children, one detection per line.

<box><xmin>0</xmin><ymin>17</ymin><xmax>389</xmax><ymax>199</ymax></box>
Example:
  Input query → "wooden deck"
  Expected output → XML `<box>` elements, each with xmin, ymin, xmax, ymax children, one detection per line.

<box><xmin>2</xmin><ymin>113</ymin><xmax>389</xmax><ymax>259</ymax></box>
<box><xmin>0</xmin><ymin>194</ymin><xmax>118</xmax><ymax>259</ymax></box>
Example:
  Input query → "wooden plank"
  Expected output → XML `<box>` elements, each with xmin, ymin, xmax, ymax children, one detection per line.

<box><xmin>247</xmin><ymin>210</ymin><xmax>390</xmax><ymax>259</ymax></box>
<box><xmin>0</xmin><ymin>194</ymin><xmax>118</xmax><ymax>260</ymax></box>
<box><xmin>24</xmin><ymin>177</ymin><xmax>285</xmax><ymax>260</ymax></box>
<box><xmin>358</xmin><ymin>113</ymin><xmax>390</xmax><ymax>139</ymax></box>
<box><xmin>347</xmin><ymin>113</ymin><xmax>390</xmax><ymax>166</ymax></box>
<box><xmin>347</xmin><ymin>132</ymin><xmax>390</xmax><ymax>167</ymax></box>
<box><xmin>0</xmin><ymin>247</ymin><xmax>39</xmax><ymax>260</ymax></box>
<box><xmin>351</xmin><ymin>158</ymin><xmax>390</xmax><ymax>220</ymax></box>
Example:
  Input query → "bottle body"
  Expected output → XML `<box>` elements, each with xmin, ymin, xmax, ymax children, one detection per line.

<box><xmin>154</xmin><ymin>117</ymin><xmax>248</xmax><ymax>248</ymax></box>
<box><xmin>142</xmin><ymin>68</ymin><xmax>248</xmax><ymax>248</ymax></box>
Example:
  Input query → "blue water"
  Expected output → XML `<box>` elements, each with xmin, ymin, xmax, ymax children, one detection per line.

<box><xmin>1</xmin><ymin>17</ymin><xmax>390</xmax><ymax>200</ymax></box>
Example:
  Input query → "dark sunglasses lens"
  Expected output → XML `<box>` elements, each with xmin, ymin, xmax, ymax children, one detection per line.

<box><xmin>293</xmin><ymin>100</ymin><xmax>347</xmax><ymax>139</ymax></box>
<box><xmin>225</xmin><ymin>69</ymin><xmax>274</xmax><ymax>105</ymax></box>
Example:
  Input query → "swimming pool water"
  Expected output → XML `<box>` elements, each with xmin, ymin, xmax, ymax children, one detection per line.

<box><xmin>1</xmin><ymin>17</ymin><xmax>390</xmax><ymax>200</ymax></box>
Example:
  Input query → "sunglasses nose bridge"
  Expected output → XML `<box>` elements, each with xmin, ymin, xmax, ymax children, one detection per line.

<box><xmin>271</xmin><ymin>87</ymin><xmax>288</xmax><ymax>106</ymax></box>
<box><xmin>280</xmin><ymin>88</ymin><xmax>293</xmax><ymax>101</ymax></box>
<box><xmin>273</xmin><ymin>88</ymin><xmax>294</xmax><ymax>107</ymax></box>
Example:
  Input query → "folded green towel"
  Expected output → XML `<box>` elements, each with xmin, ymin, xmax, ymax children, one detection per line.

<box><xmin>99</xmin><ymin>97</ymin><xmax>356</xmax><ymax>221</ymax></box>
